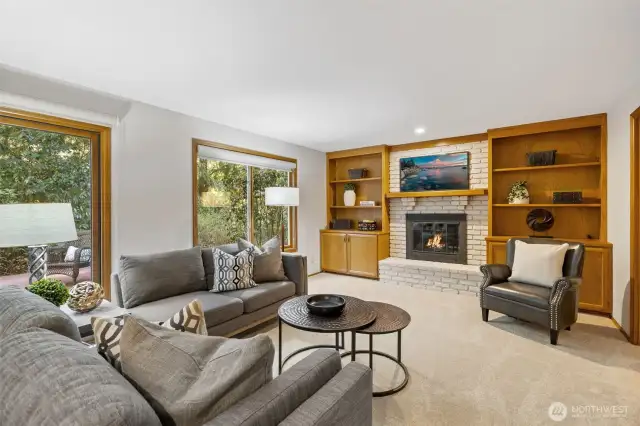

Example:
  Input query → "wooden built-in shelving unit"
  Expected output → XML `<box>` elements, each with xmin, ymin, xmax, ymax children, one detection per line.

<box><xmin>322</xmin><ymin>146</ymin><xmax>390</xmax><ymax>278</ymax></box>
<box><xmin>486</xmin><ymin>113</ymin><xmax>612</xmax><ymax>313</ymax></box>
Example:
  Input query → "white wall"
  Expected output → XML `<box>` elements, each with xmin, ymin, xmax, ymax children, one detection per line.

<box><xmin>608</xmin><ymin>85</ymin><xmax>640</xmax><ymax>332</ymax></box>
<box><xmin>0</xmin><ymin>89</ymin><xmax>326</xmax><ymax>275</ymax></box>
<box><xmin>113</xmin><ymin>102</ymin><xmax>325</xmax><ymax>274</ymax></box>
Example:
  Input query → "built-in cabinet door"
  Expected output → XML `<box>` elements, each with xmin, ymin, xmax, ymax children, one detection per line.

<box><xmin>347</xmin><ymin>234</ymin><xmax>379</xmax><ymax>278</ymax></box>
<box><xmin>487</xmin><ymin>241</ymin><xmax>507</xmax><ymax>264</ymax></box>
<box><xmin>321</xmin><ymin>233</ymin><xmax>348</xmax><ymax>273</ymax></box>
<box><xmin>580</xmin><ymin>247</ymin><xmax>612</xmax><ymax>313</ymax></box>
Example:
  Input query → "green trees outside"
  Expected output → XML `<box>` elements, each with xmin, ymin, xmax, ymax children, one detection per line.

<box><xmin>197</xmin><ymin>158</ymin><xmax>289</xmax><ymax>247</ymax></box>
<box><xmin>0</xmin><ymin>124</ymin><xmax>91</xmax><ymax>276</ymax></box>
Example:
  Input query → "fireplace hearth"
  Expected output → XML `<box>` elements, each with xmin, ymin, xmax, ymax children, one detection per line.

<box><xmin>406</xmin><ymin>213</ymin><xmax>467</xmax><ymax>264</ymax></box>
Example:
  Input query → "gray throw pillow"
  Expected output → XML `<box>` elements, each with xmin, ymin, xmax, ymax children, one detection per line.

<box><xmin>237</xmin><ymin>237</ymin><xmax>287</xmax><ymax>283</ymax></box>
<box><xmin>119</xmin><ymin>246</ymin><xmax>206</xmax><ymax>308</ymax></box>
<box><xmin>118</xmin><ymin>316</ymin><xmax>274</xmax><ymax>426</ymax></box>
<box><xmin>211</xmin><ymin>247</ymin><xmax>257</xmax><ymax>292</ymax></box>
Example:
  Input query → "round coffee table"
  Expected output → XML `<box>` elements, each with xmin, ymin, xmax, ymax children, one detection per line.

<box><xmin>277</xmin><ymin>295</ymin><xmax>376</xmax><ymax>374</ymax></box>
<box><xmin>339</xmin><ymin>301</ymin><xmax>411</xmax><ymax>397</ymax></box>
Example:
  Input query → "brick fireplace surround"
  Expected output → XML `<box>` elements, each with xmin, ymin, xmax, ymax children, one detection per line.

<box><xmin>379</xmin><ymin>140</ymin><xmax>489</xmax><ymax>295</ymax></box>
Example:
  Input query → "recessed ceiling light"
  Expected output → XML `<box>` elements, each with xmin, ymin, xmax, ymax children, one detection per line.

<box><xmin>414</xmin><ymin>127</ymin><xmax>426</xmax><ymax>135</ymax></box>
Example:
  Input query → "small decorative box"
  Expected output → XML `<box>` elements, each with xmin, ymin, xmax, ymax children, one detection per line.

<box><xmin>359</xmin><ymin>200</ymin><xmax>376</xmax><ymax>206</ymax></box>
<box><xmin>357</xmin><ymin>220</ymin><xmax>378</xmax><ymax>231</ymax></box>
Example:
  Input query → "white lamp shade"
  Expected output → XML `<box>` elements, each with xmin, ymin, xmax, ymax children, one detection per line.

<box><xmin>265</xmin><ymin>187</ymin><xmax>299</xmax><ymax>206</ymax></box>
<box><xmin>0</xmin><ymin>203</ymin><xmax>78</xmax><ymax>248</ymax></box>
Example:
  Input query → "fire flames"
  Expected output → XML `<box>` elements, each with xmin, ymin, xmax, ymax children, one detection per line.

<box><xmin>426</xmin><ymin>233</ymin><xmax>445</xmax><ymax>249</ymax></box>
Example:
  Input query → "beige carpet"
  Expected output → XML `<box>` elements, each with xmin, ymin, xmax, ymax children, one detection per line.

<box><xmin>255</xmin><ymin>273</ymin><xmax>640</xmax><ymax>425</ymax></box>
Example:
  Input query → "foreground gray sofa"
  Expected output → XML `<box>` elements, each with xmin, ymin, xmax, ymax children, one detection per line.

<box><xmin>111</xmin><ymin>244</ymin><xmax>308</xmax><ymax>336</ymax></box>
<box><xmin>0</xmin><ymin>286</ymin><xmax>373</xmax><ymax>426</ymax></box>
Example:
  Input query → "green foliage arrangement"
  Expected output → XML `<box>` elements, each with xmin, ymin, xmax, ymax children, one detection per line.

<box><xmin>344</xmin><ymin>183</ymin><xmax>356</xmax><ymax>191</ymax></box>
<box><xmin>27</xmin><ymin>278</ymin><xmax>70</xmax><ymax>307</ymax></box>
<box><xmin>508</xmin><ymin>180</ymin><xmax>528</xmax><ymax>203</ymax></box>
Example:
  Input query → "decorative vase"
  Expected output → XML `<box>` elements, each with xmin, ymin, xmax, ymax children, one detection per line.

<box><xmin>510</xmin><ymin>192</ymin><xmax>530</xmax><ymax>204</ymax></box>
<box><xmin>67</xmin><ymin>281</ymin><xmax>104</xmax><ymax>313</ymax></box>
<box><xmin>344</xmin><ymin>190</ymin><xmax>356</xmax><ymax>206</ymax></box>
<box><xmin>508</xmin><ymin>181</ymin><xmax>530</xmax><ymax>204</ymax></box>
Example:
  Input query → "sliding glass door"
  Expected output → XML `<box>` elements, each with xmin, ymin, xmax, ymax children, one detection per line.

<box><xmin>0</xmin><ymin>109</ymin><xmax>110</xmax><ymax>291</ymax></box>
<box><xmin>193</xmin><ymin>140</ymin><xmax>297</xmax><ymax>249</ymax></box>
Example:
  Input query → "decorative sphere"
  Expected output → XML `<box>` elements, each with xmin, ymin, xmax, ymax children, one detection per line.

<box><xmin>68</xmin><ymin>281</ymin><xmax>104</xmax><ymax>313</ymax></box>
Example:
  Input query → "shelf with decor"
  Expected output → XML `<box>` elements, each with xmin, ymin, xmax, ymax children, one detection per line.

<box><xmin>486</xmin><ymin>113</ymin><xmax>611</xmax><ymax>313</ymax></box>
<box><xmin>492</xmin><ymin>203</ymin><xmax>601</xmax><ymax>208</ymax></box>
<box><xmin>493</xmin><ymin>162</ymin><xmax>600</xmax><ymax>173</ymax></box>
<box><xmin>322</xmin><ymin>146</ymin><xmax>390</xmax><ymax>279</ymax></box>
<box><xmin>330</xmin><ymin>177</ymin><xmax>382</xmax><ymax>184</ymax></box>
<box><xmin>330</xmin><ymin>205</ymin><xmax>382</xmax><ymax>209</ymax></box>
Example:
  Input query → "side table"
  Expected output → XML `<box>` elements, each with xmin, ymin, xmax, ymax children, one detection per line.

<box><xmin>277</xmin><ymin>295</ymin><xmax>377</xmax><ymax>374</ymax></box>
<box><xmin>340</xmin><ymin>301</ymin><xmax>411</xmax><ymax>397</ymax></box>
<box><xmin>61</xmin><ymin>299</ymin><xmax>126</xmax><ymax>339</ymax></box>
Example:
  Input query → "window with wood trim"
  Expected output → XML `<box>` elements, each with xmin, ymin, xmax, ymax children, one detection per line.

<box><xmin>192</xmin><ymin>139</ymin><xmax>297</xmax><ymax>250</ymax></box>
<box><xmin>0</xmin><ymin>108</ymin><xmax>111</xmax><ymax>294</ymax></box>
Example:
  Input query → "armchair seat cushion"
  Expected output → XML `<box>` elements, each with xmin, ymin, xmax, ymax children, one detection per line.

<box><xmin>484</xmin><ymin>282</ymin><xmax>550</xmax><ymax>310</ymax></box>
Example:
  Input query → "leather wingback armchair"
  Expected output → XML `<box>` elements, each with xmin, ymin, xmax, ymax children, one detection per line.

<box><xmin>479</xmin><ymin>238</ymin><xmax>585</xmax><ymax>345</ymax></box>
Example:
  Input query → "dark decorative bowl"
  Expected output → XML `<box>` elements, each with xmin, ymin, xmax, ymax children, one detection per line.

<box><xmin>306</xmin><ymin>294</ymin><xmax>346</xmax><ymax>317</ymax></box>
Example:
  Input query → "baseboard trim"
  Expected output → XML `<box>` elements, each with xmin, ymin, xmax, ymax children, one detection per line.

<box><xmin>308</xmin><ymin>271</ymin><xmax>322</xmax><ymax>277</ymax></box>
<box><xmin>611</xmin><ymin>317</ymin><xmax>633</xmax><ymax>343</ymax></box>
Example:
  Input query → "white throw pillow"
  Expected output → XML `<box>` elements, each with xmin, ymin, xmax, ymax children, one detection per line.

<box><xmin>64</xmin><ymin>246</ymin><xmax>78</xmax><ymax>262</ymax></box>
<box><xmin>508</xmin><ymin>240</ymin><xmax>569</xmax><ymax>288</ymax></box>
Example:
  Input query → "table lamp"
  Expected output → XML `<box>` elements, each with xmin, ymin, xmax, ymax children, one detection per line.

<box><xmin>265</xmin><ymin>187</ymin><xmax>299</xmax><ymax>251</ymax></box>
<box><xmin>0</xmin><ymin>203</ymin><xmax>78</xmax><ymax>284</ymax></box>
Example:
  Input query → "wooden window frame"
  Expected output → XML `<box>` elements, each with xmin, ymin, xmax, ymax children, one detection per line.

<box><xmin>0</xmin><ymin>107</ymin><xmax>112</xmax><ymax>297</ymax></box>
<box><xmin>192</xmin><ymin>138</ymin><xmax>298</xmax><ymax>251</ymax></box>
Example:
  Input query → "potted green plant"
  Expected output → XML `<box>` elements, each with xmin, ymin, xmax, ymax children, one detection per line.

<box><xmin>26</xmin><ymin>278</ymin><xmax>70</xmax><ymax>307</ymax></box>
<box><xmin>508</xmin><ymin>180</ymin><xmax>530</xmax><ymax>204</ymax></box>
<box><xmin>344</xmin><ymin>183</ymin><xmax>356</xmax><ymax>206</ymax></box>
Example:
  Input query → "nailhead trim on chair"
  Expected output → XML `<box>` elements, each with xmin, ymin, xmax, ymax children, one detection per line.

<box><xmin>479</xmin><ymin>265</ymin><xmax>491</xmax><ymax>308</ymax></box>
<box><xmin>549</xmin><ymin>278</ymin><xmax>570</xmax><ymax>330</ymax></box>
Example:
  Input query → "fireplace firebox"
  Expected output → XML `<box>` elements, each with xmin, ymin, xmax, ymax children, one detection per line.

<box><xmin>406</xmin><ymin>213</ymin><xmax>467</xmax><ymax>264</ymax></box>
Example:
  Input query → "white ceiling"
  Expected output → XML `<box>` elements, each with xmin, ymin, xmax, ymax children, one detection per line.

<box><xmin>1</xmin><ymin>0</ymin><xmax>639</xmax><ymax>151</ymax></box>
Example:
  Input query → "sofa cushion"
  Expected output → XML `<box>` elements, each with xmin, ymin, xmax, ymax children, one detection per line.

<box><xmin>126</xmin><ymin>291</ymin><xmax>243</xmax><ymax>327</ymax></box>
<box><xmin>211</xmin><ymin>247</ymin><xmax>257</xmax><ymax>293</ymax></box>
<box><xmin>238</xmin><ymin>237</ymin><xmax>287</xmax><ymax>283</ymax></box>
<box><xmin>202</xmin><ymin>244</ymin><xmax>242</xmax><ymax>290</ymax></box>
<box><xmin>119</xmin><ymin>316</ymin><xmax>274</xmax><ymax>426</ymax></box>
<box><xmin>119</xmin><ymin>246</ymin><xmax>207</xmax><ymax>308</ymax></box>
<box><xmin>223</xmin><ymin>281</ymin><xmax>296</xmax><ymax>313</ymax></box>
<box><xmin>509</xmin><ymin>240</ymin><xmax>569</xmax><ymax>288</ymax></box>
<box><xmin>0</xmin><ymin>327</ymin><xmax>161</xmax><ymax>426</ymax></box>
<box><xmin>92</xmin><ymin>299</ymin><xmax>209</xmax><ymax>370</ymax></box>
<box><xmin>484</xmin><ymin>281</ymin><xmax>551</xmax><ymax>310</ymax></box>
<box><xmin>0</xmin><ymin>285</ymin><xmax>81</xmax><ymax>342</ymax></box>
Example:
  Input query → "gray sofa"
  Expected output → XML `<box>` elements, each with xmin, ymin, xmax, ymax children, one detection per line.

<box><xmin>111</xmin><ymin>244</ymin><xmax>308</xmax><ymax>336</ymax></box>
<box><xmin>0</xmin><ymin>286</ymin><xmax>373</xmax><ymax>426</ymax></box>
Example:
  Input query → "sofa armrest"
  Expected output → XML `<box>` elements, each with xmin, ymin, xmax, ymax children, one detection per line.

<box><xmin>279</xmin><ymin>362</ymin><xmax>372</xmax><ymax>426</ymax></box>
<box><xmin>110</xmin><ymin>273</ymin><xmax>125</xmax><ymax>308</ymax></box>
<box><xmin>479</xmin><ymin>264</ymin><xmax>511</xmax><ymax>288</ymax></box>
<box><xmin>208</xmin><ymin>349</ymin><xmax>341</xmax><ymax>426</ymax></box>
<box><xmin>282</xmin><ymin>253</ymin><xmax>308</xmax><ymax>295</ymax></box>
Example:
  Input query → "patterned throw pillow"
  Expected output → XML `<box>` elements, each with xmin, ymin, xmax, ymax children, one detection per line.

<box><xmin>91</xmin><ymin>299</ymin><xmax>207</xmax><ymax>370</ymax></box>
<box><xmin>210</xmin><ymin>247</ymin><xmax>257</xmax><ymax>293</ymax></box>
